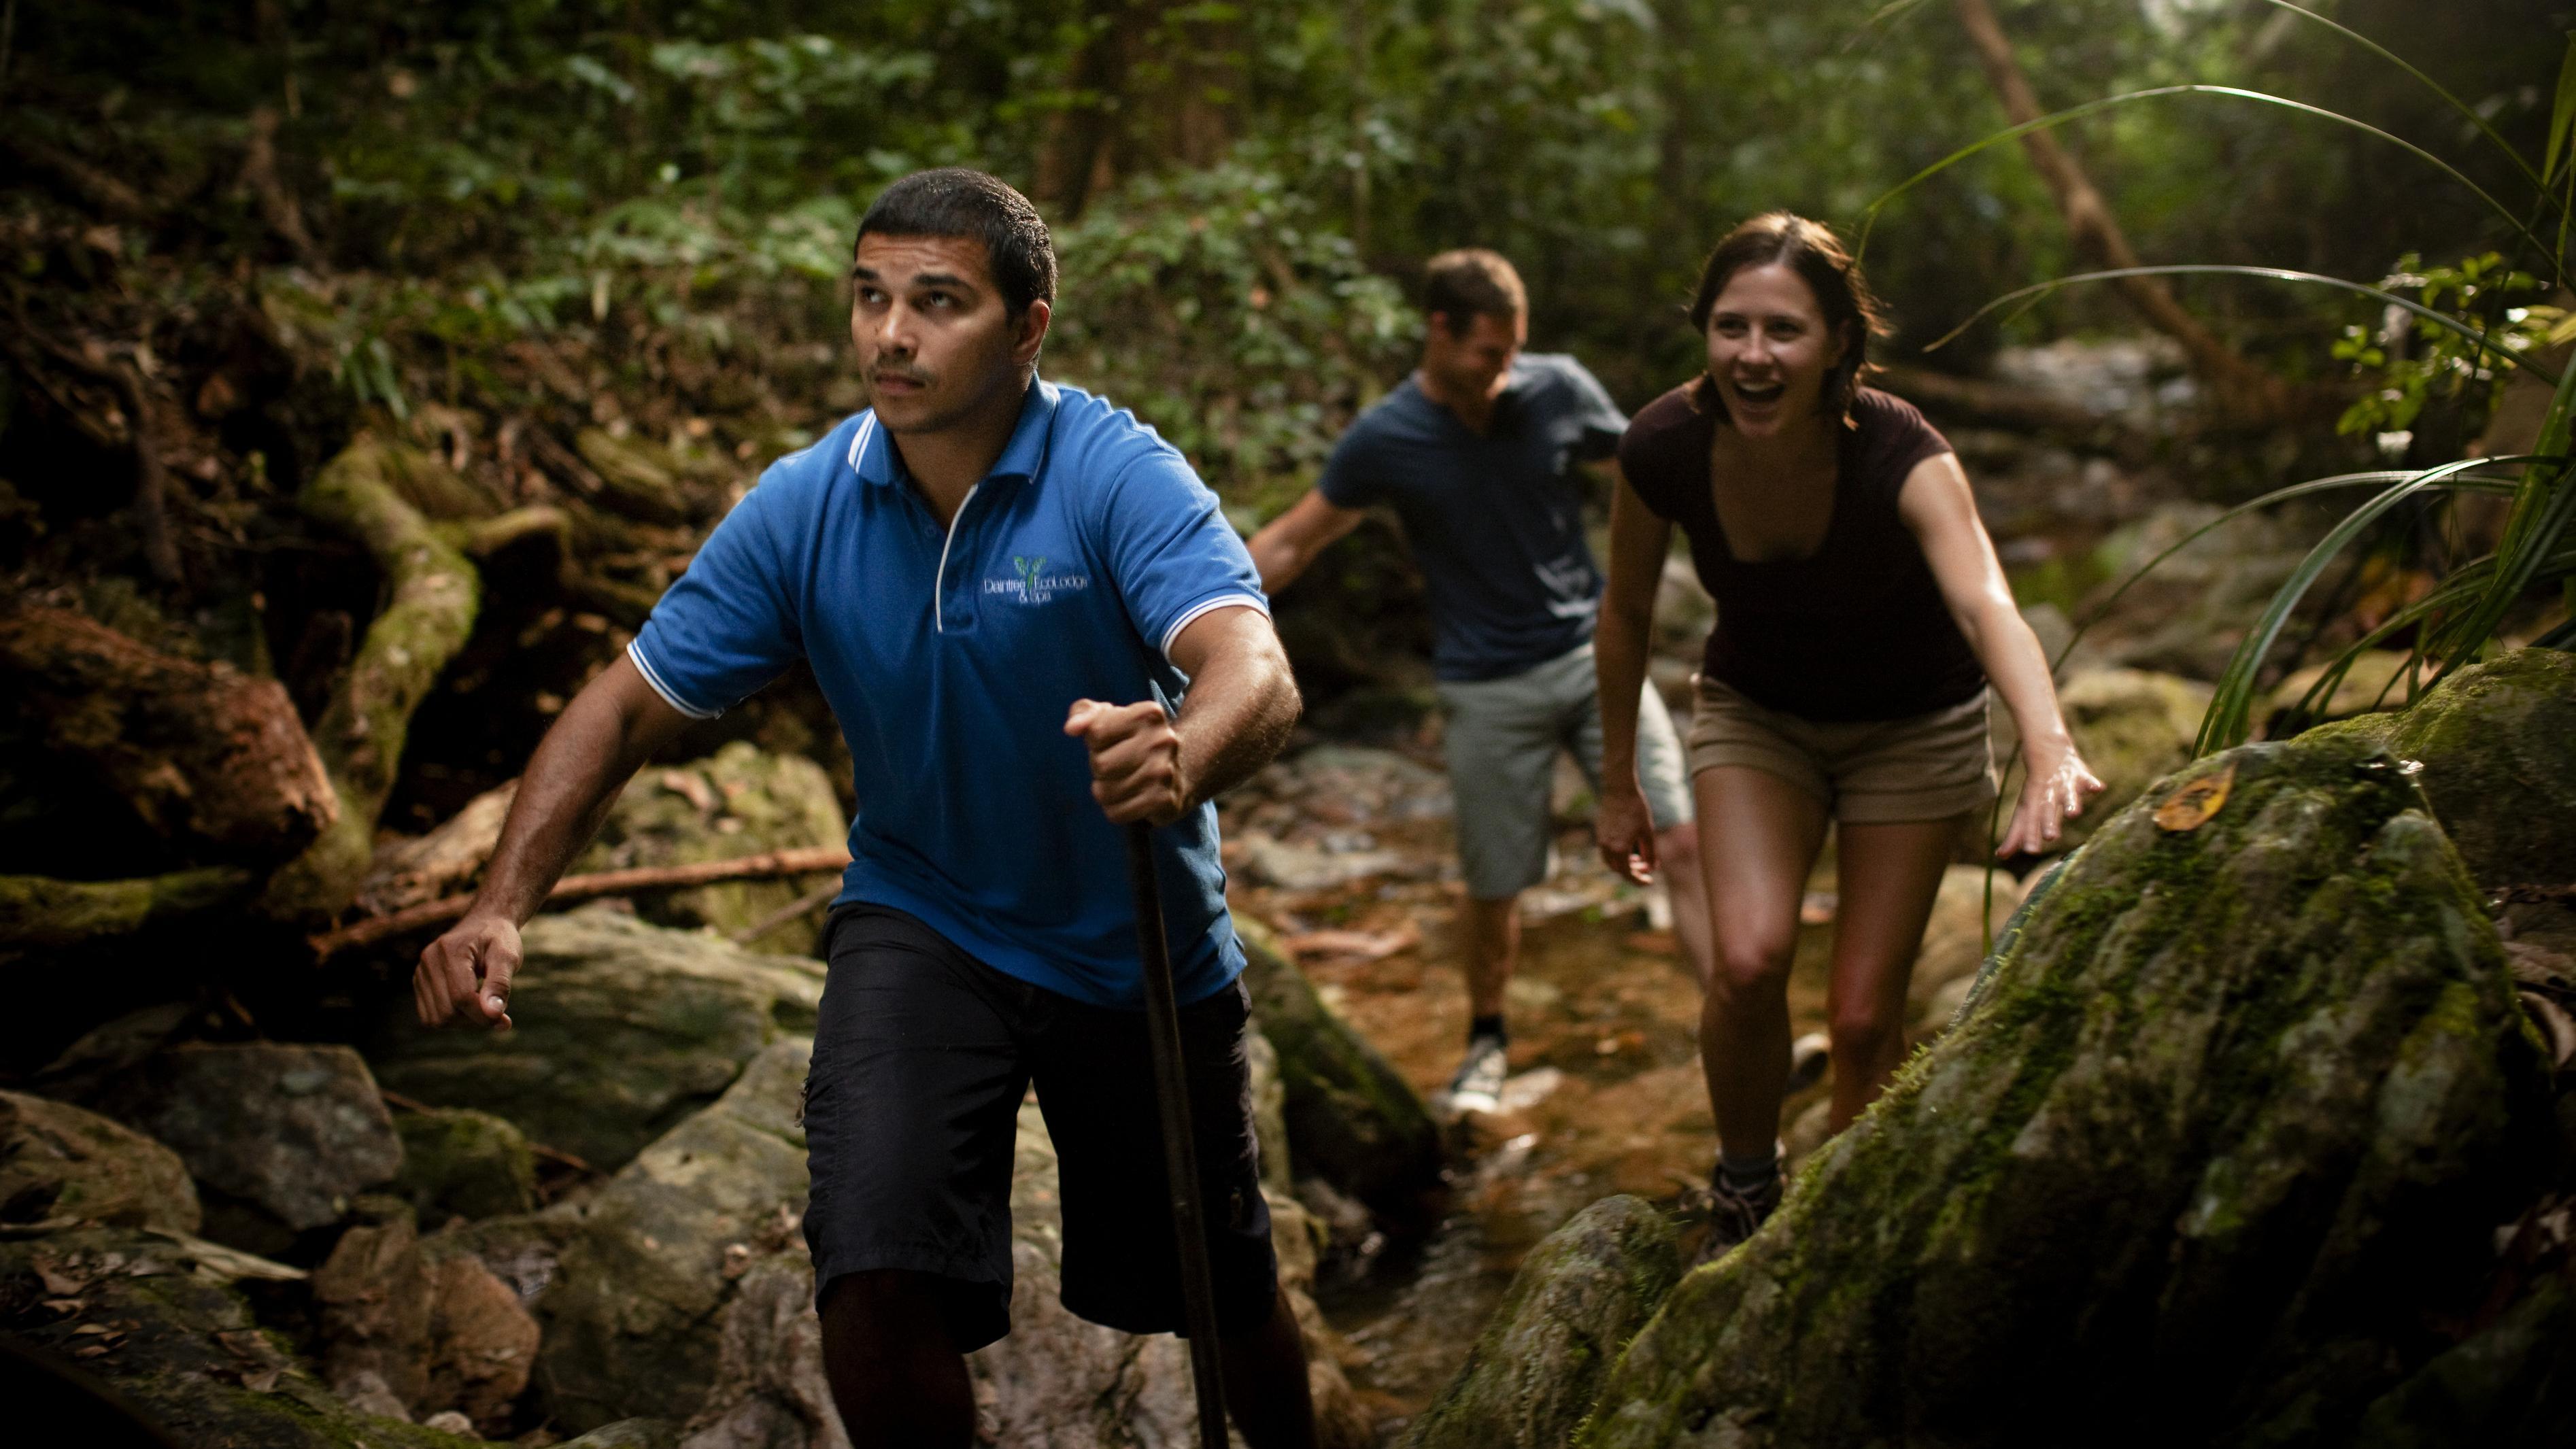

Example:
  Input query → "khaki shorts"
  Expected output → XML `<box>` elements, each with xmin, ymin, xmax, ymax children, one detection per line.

<box><xmin>1687</xmin><ymin>674</ymin><xmax>1997</xmax><ymax>825</ymax></box>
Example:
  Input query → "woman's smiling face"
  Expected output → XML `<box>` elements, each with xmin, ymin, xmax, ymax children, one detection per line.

<box><xmin>1704</xmin><ymin>260</ymin><xmax>1847</xmax><ymax>439</ymax></box>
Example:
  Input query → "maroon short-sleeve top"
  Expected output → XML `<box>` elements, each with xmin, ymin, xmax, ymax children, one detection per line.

<box><xmin>1618</xmin><ymin>383</ymin><xmax>1985</xmax><ymax>721</ymax></box>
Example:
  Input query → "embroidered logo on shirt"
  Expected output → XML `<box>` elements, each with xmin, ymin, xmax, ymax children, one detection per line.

<box><xmin>987</xmin><ymin>556</ymin><xmax>1091</xmax><ymax>603</ymax></box>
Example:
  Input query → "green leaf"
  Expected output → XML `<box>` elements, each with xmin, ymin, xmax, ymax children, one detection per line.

<box><xmin>2547</xmin><ymin>33</ymin><xmax>2576</xmax><ymax>184</ymax></box>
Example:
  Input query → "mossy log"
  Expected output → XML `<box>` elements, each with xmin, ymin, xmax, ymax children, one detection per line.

<box><xmin>259</xmin><ymin>436</ymin><xmax>482</xmax><ymax>923</ymax></box>
<box><xmin>0</xmin><ymin>866</ymin><xmax>252</xmax><ymax>949</ymax></box>
<box><xmin>0</xmin><ymin>604</ymin><xmax>337</xmax><ymax>860</ymax></box>
<box><xmin>1234</xmin><ymin>914</ymin><xmax>1445</xmax><ymax>1229</ymax></box>
<box><xmin>1582</xmin><ymin>729</ymin><xmax>2557</xmax><ymax>1448</ymax></box>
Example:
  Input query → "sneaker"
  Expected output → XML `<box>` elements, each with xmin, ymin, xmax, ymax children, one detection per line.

<box><xmin>1444</xmin><ymin>1034</ymin><xmax>1509</xmax><ymax>1116</ymax></box>
<box><xmin>1784</xmin><ymin>1031</ymin><xmax>1831</xmax><ymax>1094</ymax></box>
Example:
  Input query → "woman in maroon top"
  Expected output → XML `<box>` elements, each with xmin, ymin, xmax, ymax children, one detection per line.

<box><xmin>1594</xmin><ymin>213</ymin><xmax>2102</xmax><ymax>1254</ymax></box>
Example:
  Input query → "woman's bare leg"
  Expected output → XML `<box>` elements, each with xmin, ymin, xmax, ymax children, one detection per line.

<box><xmin>1691</xmin><ymin>766</ymin><xmax>1830</xmax><ymax>1160</ymax></box>
<box><xmin>1823</xmin><ymin>816</ymin><xmax>1963</xmax><ymax>1129</ymax></box>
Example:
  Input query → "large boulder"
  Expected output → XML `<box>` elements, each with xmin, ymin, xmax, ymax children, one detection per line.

<box><xmin>436</xmin><ymin>1038</ymin><xmax>814</xmax><ymax>1433</ymax></box>
<box><xmin>1405</xmin><ymin>1195</ymin><xmax>1680</xmax><ymax>1449</ymax></box>
<box><xmin>2307</xmin><ymin>648</ymin><xmax>2576</xmax><ymax>890</ymax></box>
<box><xmin>89</xmin><ymin>1042</ymin><xmax>402</xmax><ymax>1240</ymax></box>
<box><xmin>677</xmin><ymin>1095</ymin><xmax>1372</xmax><ymax>1449</ymax></box>
<box><xmin>369</xmin><ymin>908</ymin><xmax>825</xmax><ymax>1170</ymax></box>
<box><xmin>0</xmin><ymin>1090</ymin><xmax>200</xmax><ymax>1232</ymax></box>
<box><xmin>0</xmin><ymin>1224</ymin><xmax>486</xmax><ymax>1448</ymax></box>
<box><xmin>573</xmin><ymin>742</ymin><xmax>849</xmax><ymax>955</ymax></box>
<box><xmin>1581</xmin><ymin>728</ymin><xmax>2557</xmax><ymax>1446</ymax></box>
<box><xmin>1235</xmin><ymin>914</ymin><xmax>1444</xmax><ymax>1229</ymax></box>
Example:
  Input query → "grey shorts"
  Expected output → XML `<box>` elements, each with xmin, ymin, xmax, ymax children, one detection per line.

<box><xmin>1436</xmin><ymin>642</ymin><xmax>1693</xmax><ymax>902</ymax></box>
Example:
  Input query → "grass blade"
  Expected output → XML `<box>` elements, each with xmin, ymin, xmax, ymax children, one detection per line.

<box><xmin>2254</xmin><ymin>1</ymin><xmax>2549</xmax><ymax>194</ymax></box>
<box><xmin>1924</xmin><ymin>265</ymin><xmax>2562</xmax><ymax>382</ymax></box>
<box><xmin>1857</xmin><ymin>85</ymin><xmax>2558</xmax><ymax>267</ymax></box>
<box><xmin>2194</xmin><ymin>457</ymin><xmax>2522</xmax><ymax>754</ymax></box>
<box><xmin>2050</xmin><ymin>469</ymin><xmax>2530</xmax><ymax>677</ymax></box>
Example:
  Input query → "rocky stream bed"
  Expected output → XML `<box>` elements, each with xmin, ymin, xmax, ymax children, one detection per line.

<box><xmin>8</xmin><ymin>643</ymin><xmax>2572</xmax><ymax>1446</ymax></box>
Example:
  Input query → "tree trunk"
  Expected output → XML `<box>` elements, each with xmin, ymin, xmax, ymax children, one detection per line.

<box><xmin>1950</xmin><ymin>0</ymin><xmax>2293</xmax><ymax>424</ymax></box>
<box><xmin>0</xmin><ymin>604</ymin><xmax>337</xmax><ymax>862</ymax></box>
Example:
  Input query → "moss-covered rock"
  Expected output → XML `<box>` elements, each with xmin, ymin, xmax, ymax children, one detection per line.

<box><xmin>0</xmin><ymin>1225</ymin><xmax>493</xmax><ymax>1448</ymax></box>
<box><xmin>1235</xmin><ymin>914</ymin><xmax>1444</xmax><ymax>1229</ymax></box>
<box><xmin>2349</xmin><ymin>1274</ymin><xmax>2576</xmax><ymax>1448</ymax></box>
<box><xmin>2305</xmin><ymin>648</ymin><xmax>2576</xmax><ymax>890</ymax></box>
<box><xmin>444</xmin><ymin>1038</ymin><xmax>812</xmax><ymax>1433</ymax></box>
<box><xmin>90</xmin><ymin>1042</ymin><xmax>403</xmax><ymax>1237</ymax></box>
<box><xmin>573</xmin><ymin>742</ymin><xmax>849</xmax><ymax>956</ymax></box>
<box><xmin>391</xmin><ymin>1108</ymin><xmax>536</xmax><ymax>1223</ymax></box>
<box><xmin>1406</xmin><ymin>1195</ymin><xmax>1679</xmax><ymax>1449</ymax></box>
<box><xmin>0</xmin><ymin>1090</ymin><xmax>200</xmax><ymax>1232</ymax></box>
<box><xmin>367</xmin><ymin>907</ymin><xmax>824</xmax><ymax>1171</ymax></box>
<box><xmin>1581</xmin><ymin>729</ymin><xmax>2556</xmax><ymax>1448</ymax></box>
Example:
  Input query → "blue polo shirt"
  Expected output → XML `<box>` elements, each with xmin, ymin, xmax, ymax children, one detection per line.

<box><xmin>626</xmin><ymin>379</ymin><xmax>1268</xmax><ymax>1008</ymax></box>
<box><xmin>1317</xmin><ymin>353</ymin><xmax>1626</xmax><ymax>681</ymax></box>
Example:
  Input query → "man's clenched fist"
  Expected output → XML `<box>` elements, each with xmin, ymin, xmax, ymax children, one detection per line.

<box><xmin>415</xmin><ymin>912</ymin><xmax>520</xmax><ymax>1030</ymax></box>
<box><xmin>1064</xmin><ymin>698</ymin><xmax>1188</xmax><ymax>825</ymax></box>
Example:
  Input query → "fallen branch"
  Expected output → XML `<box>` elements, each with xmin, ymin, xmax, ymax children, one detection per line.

<box><xmin>1874</xmin><ymin>362</ymin><xmax>2131</xmax><ymax>439</ymax></box>
<box><xmin>356</xmin><ymin>779</ymin><xmax>518</xmax><ymax>916</ymax></box>
<box><xmin>726</xmin><ymin>877</ymin><xmax>844</xmax><ymax>945</ymax></box>
<box><xmin>309</xmin><ymin>845</ymin><xmax>854</xmax><ymax>958</ymax></box>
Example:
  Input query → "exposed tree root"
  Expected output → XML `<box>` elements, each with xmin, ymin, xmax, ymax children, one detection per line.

<box><xmin>258</xmin><ymin>437</ymin><xmax>484</xmax><ymax>923</ymax></box>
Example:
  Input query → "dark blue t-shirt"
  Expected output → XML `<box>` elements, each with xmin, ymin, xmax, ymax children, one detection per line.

<box><xmin>628</xmin><ymin>379</ymin><xmax>1267</xmax><ymax>1009</ymax></box>
<box><xmin>1317</xmin><ymin>354</ymin><xmax>1627</xmax><ymax>681</ymax></box>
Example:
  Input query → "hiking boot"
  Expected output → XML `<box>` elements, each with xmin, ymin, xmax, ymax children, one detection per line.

<box><xmin>1444</xmin><ymin>1033</ymin><xmax>1509</xmax><ymax>1116</ymax></box>
<box><xmin>1693</xmin><ymin>1161</ymin><xmax>1784</xmax><ymax>1265</ymax></box>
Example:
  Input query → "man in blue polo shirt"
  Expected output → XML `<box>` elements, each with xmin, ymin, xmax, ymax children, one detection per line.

<box><xmin>413</xmin><ymin>169</ymin><xmax>1315</xmax><ymax>1449</ymax></box>
<box><xmin>1248</xmin><ymin>249</ymin><xmax>1712</xmax><ymax>1116</ymax></box>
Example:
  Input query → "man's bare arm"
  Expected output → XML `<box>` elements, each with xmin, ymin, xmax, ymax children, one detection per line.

<box><xmin>1065</xmin><ymin>606</ymin><xmax>1302</xmax><ymax>825</ymax></box>
<box><xmin>1244</xmin><ymin>490</ymin><xmax>1366</xmax><ymax>596</ymax></box>
<box><xmin>413</xmin><ymin>655</ymin><xmax>696</xmax><ymax>1028</ymax></box>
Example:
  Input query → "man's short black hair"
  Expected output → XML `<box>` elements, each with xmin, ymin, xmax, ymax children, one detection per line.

<box><xmin>854</xmin><ymin>169</ymin><xmax>1057</xmax><ymax>318</ymax></box>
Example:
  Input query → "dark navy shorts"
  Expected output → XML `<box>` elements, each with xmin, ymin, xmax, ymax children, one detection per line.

<box><xmin>802</xmin><ymin>903</ymin><xmax>1278</xmax><ymax>1352</ymax></box>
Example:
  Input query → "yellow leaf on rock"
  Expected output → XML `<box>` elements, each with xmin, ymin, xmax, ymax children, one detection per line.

<box><xmin>2155</xmin><ymin>760</ymin><xmax>2237</xmax><ymax>833</ymax></box>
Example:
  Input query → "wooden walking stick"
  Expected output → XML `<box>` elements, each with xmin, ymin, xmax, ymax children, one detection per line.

<box><xmin>1124</xmin><ymin>820</ymin><xmax>1232</xmax><ymax>1449</ymax></box>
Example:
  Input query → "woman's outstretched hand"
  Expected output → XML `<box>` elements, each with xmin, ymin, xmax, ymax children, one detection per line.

<box><xmin>1595</xmin><ymin>779</ymin><xmax>1659</xmax><ymax>886</ymax></box>
<box><xmin>1999</xmin><ymin>736</ymin><xmax>2105</xmax><ymax>859</ymax></box>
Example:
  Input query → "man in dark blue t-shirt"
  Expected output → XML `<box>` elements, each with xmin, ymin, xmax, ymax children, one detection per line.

<box><xmin>1248</xmin><ymin>250</ymin><xmax>1711</xmax><ymax>1115</ymax></box>
<box><xmin>413</xmin><ymin>170</ymin><xmax>1315</xmax><ymax>1449</ymax></box>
